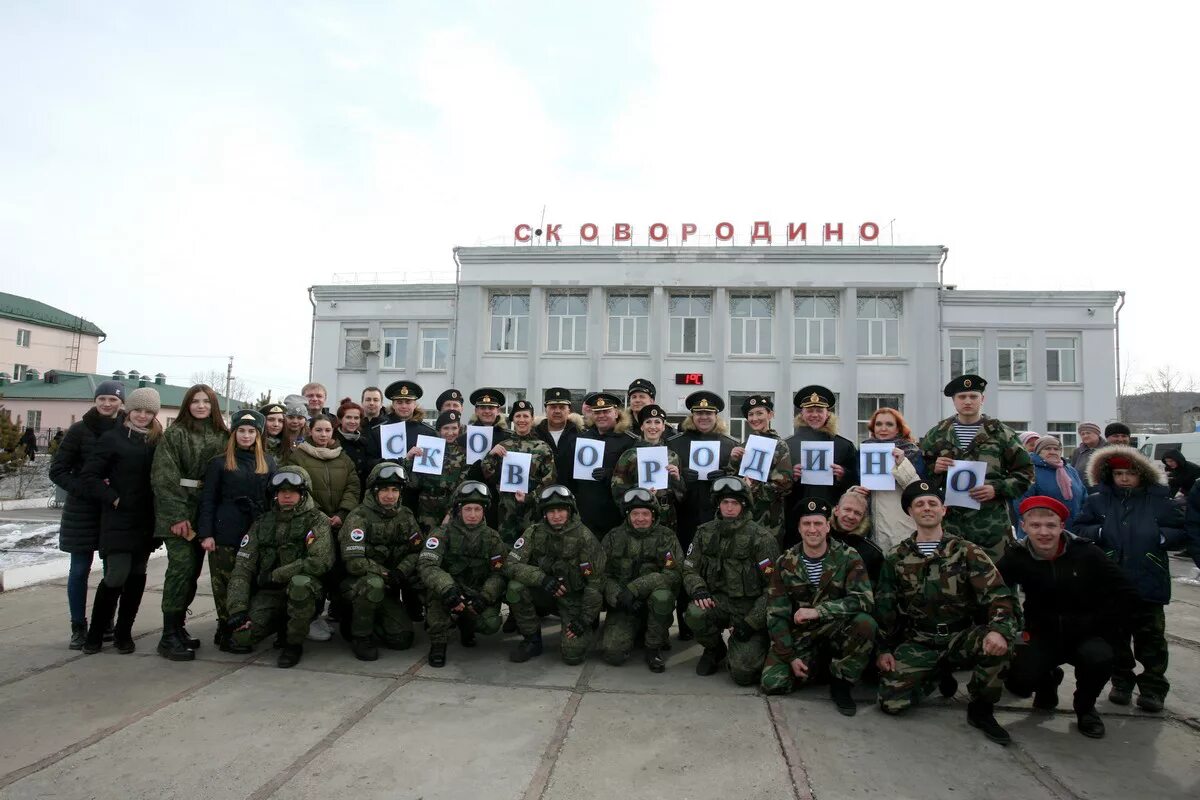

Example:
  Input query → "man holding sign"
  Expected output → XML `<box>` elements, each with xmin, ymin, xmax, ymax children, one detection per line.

<box><xmin>919</xmin><ymin>375</ymin><xmax>1033</xmax><ymax>562</ymax></box>
<box><xmin>729</xmin><ymin>394</ymin><xmax>793</xmax><ymax>536</ymax></box>
<box><xmin>480</xmin><ymin>400</ymin><xmax>556</xmax><ymax>544</ymax></box>
<box><xmin>611</xmin><ymin>405</ymin><xmax>684</xmax><ymax>527</ymax></box>
<box><xmin>366</xmin><ymin>380</ymin><xmax>437</xmax><ymax>516</ymax></box>
<box><xmin>534</xmin><ymin>387</ymin><xmax>583</xmax><ymax>493</ymax></box>
<box><xmin>574</xmin><ymin>392</ymin><xmax>636</xmax><ymax>541</ymax></box>
<box><xmin>784</xmin><ymin>386</ymin><xmax>858</xmax><ymax>549</ymax></box>
<box><xmin>406</xmin><ymin>411</ymin><xmax>470</xmax><ymax>533</ymax></box>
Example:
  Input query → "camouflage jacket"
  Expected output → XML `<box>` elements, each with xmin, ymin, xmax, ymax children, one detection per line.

<box><xmin>682</xmin><ymin>513</ymin><xmax>781</xmax><ymax>631</ymax></box>
<box><xmin>730</xmin><ymin>429</ymin><xmax>794</xmax><ymax>532</ymax></box>
<box><xmin>874</xmin><ymin>533</ymin><xmax>1019</xmax><ymax>655</ymax></box>
<box><xmin>339</xmin><ymin>494</ymin><xmax>424</xmax><ymax>581</ymax></box>
<box><xmin>417</xmin><ymin>518</ymin><xmax>508</xmax><ymax>604</ymax></box>
<box><xmin>227</xmin><ymin>496</ymin><xmax>333</xmax><ymax>614</ymax></box>
<box><xmin>480</xmin><ymin>432</ymin><xmax>557</xmax><ymax>543</ymax></box>
<box><xmin>599</xmin><ymin>521</ymin><xmax>682</xmax><ymax>607</ymax></box>
<box><xmin>766</xmin><ymin>537</ymin><xmax>874</xmax><ymax>661</ymax></box>
<box><xmin>919</xmin><ymin>415</ymin><xmax>1033</xmax><ymax>550</ymax></box>
<box><xmin>504</xmin><ymin>516</ymin><xmax>605</xmax><ymax>623</ymax></box>
<box><xmin>150</xmin><ymin>423</ymin><xmax>228</xmax><ymax>538</ymax></box>
<box><xmin>610</xmin><ymin>440</ymin><xmax>685</xmax><ymax>528</ymax></box>
<box><xmin>405</xmin><ymin>440</ymin><xmax>469</xmax><ymax>532</ymax></box>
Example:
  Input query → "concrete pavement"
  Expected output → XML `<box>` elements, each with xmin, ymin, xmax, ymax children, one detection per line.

<box><xmin>0</xmin><ymin>557</ymin><xmax>1197</xmax><ymax>799</ymax></box>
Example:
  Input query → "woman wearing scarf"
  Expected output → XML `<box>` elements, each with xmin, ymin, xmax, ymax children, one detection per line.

<box><xmin>1013</xmin><ymin>436</ymin><xmax>1086</xmax><ymax>539</ymax></box>
<box><xmin>855</xmin><ymin>407</ymin><xmax>925</xmax><ymax>553</ymax></box>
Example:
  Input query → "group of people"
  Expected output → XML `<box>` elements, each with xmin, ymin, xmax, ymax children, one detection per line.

<box><xmin>48</xmin><ymin>372</ymin><xmax>1200</xmax><ymax>746</ymax></box>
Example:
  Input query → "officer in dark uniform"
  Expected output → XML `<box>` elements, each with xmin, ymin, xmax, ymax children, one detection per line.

<box><xmin>628</xmin><ymin>379</ymin><xmax>676</xmax><ymax>438</ymax></box>
<box><xmin>783</xmin><ymin>386</ymin><xmax>858</xmax><ymax>549</ymax></box>
<box><xmin>435</xmin><ymin>389</ymin><xmax>464</xmax><ymax>415</ymax></box>
<box><xmin>534</xmin><ymin>387</ymin><xmax>582</xmax><ymax>493</ymax></box>
<box><xmin>459</xmin><ymin>389</ymin><xmax>513</xmax><ymax>527</ymax></box>
<box><xmin>574</xmin><ymin>391</ymin><xmax>636</xmax><ymax>541</ymax></box>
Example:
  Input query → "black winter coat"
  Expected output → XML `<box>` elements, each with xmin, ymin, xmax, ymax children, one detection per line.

<box><xmin>534</xmin><ymin>418</ymin><xmax>581</xmax><ymax>494</ymax></box>
<box><xmin>336</xmin><ymin>430</ymin><xmax>371</xmax><ymax>496</ymax></box>
<box><xmin>79</xmin><ymin>424</ymin><xmax>158</xmax><ymax>555</ymax></box>
<box><xmin>784</xmin><ymin>426</ymin><xmax>859</xmax><ymax>540</ymax></box>
<box><xmin>49</xmin><ymin>408</ymin><xmax>125</xmax><ymax>553</ymax></box>
<box><xmin>574</xmin><ymin>425</ymin><xmax>636</xmax><ymax>539</ymax></box>
<box><xmin>667</xmin><ymin>428</ymin><xmax>738</xmax><ymax>547</ymax></box>
<box><xmin>1163</xmin><ymin>449</ymin><xmax>1200</xmax><ymax>498</ymax></box>
<box><xmin>997</xmin><ymin>533</ymin><xmax>1139</xmax><ymax>644</ymax></box>
<box><xmin>197</xmin><ymin>450</ymin><xmax>278</xmax><ymax>547</ymax></box>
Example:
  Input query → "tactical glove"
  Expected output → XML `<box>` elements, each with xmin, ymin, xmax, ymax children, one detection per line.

<box><xmin>464</xmin><ymin>588</ymin><xmax>489</xmax><ymax>615</ymax></box>
<box><xmin>441</xmin><ymin>586</ymin><xmax>464</xmax><ymax>612</ymax></box>
<box><xmin>564</xmin><ymin>620</ymin><xmax>587</xmax><ymax>638</ymax></box>
<box><xmin>731</xmin><ymin>617</ymin><xmax>756</xmax><ymax>642</ymax></box>
<box><xmin>616</xmin><ymin>587</ymin><xmax>637</xmax><ymax>613</ymax></box>
<box><xmin>691</xmin><ymin>588</ymin><xmax>712</xmax><ymax>602</ymax></box>
<box><xmin>541</xmin><ymin>575</ymin><xmax>566</xmax><ymax>595</ymax></box>
<box><xmin>591</xmin><ymin>467</ymin><xmax>609</xmax><ymax>482</ymax></box>
<box><xmin>227</xmin><ymin>612</ymin><xmax>250</xmax><ymax>631</ymax></box>
<box><xmin>682</xmin><ymin>468</ymin><xmax>700</xmax><ymax>482</ymax></box>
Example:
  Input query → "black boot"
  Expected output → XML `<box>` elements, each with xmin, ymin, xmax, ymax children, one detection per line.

<box><xmin>967</xmin><ymin>699</ymin><xmax>1012</xmax><ymax>745</ymax></box>
<box><xmin>645</xmin><ymin>648</ymin><xmax>666</xmax><ymax>673</ymax></box>
<box><xmin>429</xmin><ymin>641</ymin><xmax>448</xmax><ymax>668</ymax></box>
<box><xmin>352</xmin><ymin>636</ymin><xmax>379</xmax><ymax>662</ymax></box>
<box><xmin>157</xmin><ymin>612</ymin><xmax>196</xmax><ymax>661</ymax></box>
<box><xmin>83</xmin><ymin>584</ymin><xmax>122</xmax><ymax>655</ymax></box>
<box><xmin>277</xmin><ymin>643</ymin><xmax>303</xmax><ymax>668</ymax></box>
<box><xmin>113</xmin><ymin>573</ymin><xmax>145</xmax><ymax>655</ymax></box>
<box><xmin>1033</xmin><ymin>666</ymin><xmax>1064</xmax><ymax>711</ymax></box>
<box><xmin>695</xmin><ymin>641</ymin><xmax>727</xmax><ymax>676</ymax></box>
<box><xmin>1075</xmin><ymin>705</ymin><xmax>1106</xmax><ymax>738</ymax></box>
<box><xmin>458</xmin><ymin>616</ymin><xmax>477</xmax><ymax>648</ymax></box>
<box><xmin>502</xmin><ymin>610</ymin><xmax>518</xmax><ymax>633</ymax></box>
<box><xmin>510</xmin><ymin>631</ymin><xmax>544</xmax><ymax>663</ymax></box>
<box><xmin>830</xmin><ymin>678</ymin><xmax>858</xmax><ymax>717</ymax></box>
<box><xmin>214</xmin><ymin>621</ymin><xmax>232</xmax><ymax>653</ymax></box>
<box><xmin>69</xmin><ymin>620</ymin><xmax>87</xmax><ymax>651</ymax></box>
<box><xmin>1107</xmin><ymin>684</ymin><xmax>1132</xmax><ymax>705</ymax></box>
<box><xmin>938</xmin><ymin>670</ymin><xmax>959</xmax><ymax>698</ymax></box>
<box><xmin>179</xmin><ymin>615</ymin><xmax>200</xmax><ymax>650</ymax></box>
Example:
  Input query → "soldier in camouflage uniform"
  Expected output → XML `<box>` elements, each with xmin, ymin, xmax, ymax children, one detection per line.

<box><xmin>226</xmin><ymin>466</ymin><xmax>333</xmax><ymax>668</ymax></box>
<box><xmin>504</xmin><ymin>485</ymin><xmax>605</xmax><ymax>665</ymax></box>
<box><xmin>762</xmin><ymin>497</ymin><xmax>876</xmax><ymax>715</ymax></box>
<box><xmin>682</xmin><ymin>476</ymin><xmax>781</xmax><ymax>686</ymax></box>
<box><xmin>599</xmin><ymin>488</ymin><xmax>683</xmax><ymax>672</ymax></box>
<box><xmin>729</xmin><ymin>394</ymin><xmax>793</xmax><ymax>537</ymax></box>
<box><xmin>918</xmin><ymin>374</ymin><xmax>1033</xmax><ymax>562</ymax></box>
<box><xmin>418</xmin><ymin>481</ymin><xmax>509</xmax><ymax>668</ymax></box>
<box><xmin>610</xmin><ymin>405</ymin><xmax>684</xmax><ymax>529</ymax></box>
<box><xmin>407</xmin><ymin>410</ymin><xmax>470</xmax><ymax>532</ymax></box>
<box><xmin>480</xmin><ymin>400</ymin><xmax>557</xmax><ymax>543</ymax></box>
<box><xmin>337</xmin><ymin>462</ymin><xmax>425</xmax><ymax>661</ymax></box>
<box><xmin>874</xmin><ymin>480</ymin><xmax>1019</xmax><ymax>744</ymax></box>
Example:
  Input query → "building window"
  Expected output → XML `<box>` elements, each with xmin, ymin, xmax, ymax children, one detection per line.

<box><xmin>949</xmin><ymin>335</ymin><xmax>981</xmax><ymax>378</ymax></box>
<box><xmin>856</xmin><ymin>294</ymin><xmax>901</xmax><ymax>357</ymax></box>
<box><xmin>343</xmin><ymin>328</ymin><xmax>368</xmax><ymax>370</ymax></box>
<box><xmin>998</xmin><ymin>336</ymin><xmax>1030</xmax><ymax>383</ymax></box>
<box><xmin>1047</xmin><ymin>422</ymin><xmax>1078</xmax><ymax>454</ymax></box>
<box><xmin>728</xmin><ymin>391</ymin><xmax>775</xmax><ymax>441</ymax></box>
<box><xmin>547</xmin><ymin>293</ymin><xmax>588</xmax><ymax>353</ymax></box>
<box><xmin>420</xmin><ymin>327</ymin><xmax>449</xmax><ymax>371</ymax></box>
<box><xmin>1046</xmin><ymin>336</ymin><xmax>1078</xmax><ymax>383</ymax></box>
<box><xmin>489</xmin><ymin>292</ymin><xmax>529</xmax><ymax>352</ymax></box>
<box><xmin>496</xmin><ymin>388</ymin><xmax>528</xmax><ymax>405</ymax></box>
<box><xmin>857</xmin><ymin>394</ymin><xmax>904</xmax><ymax>444</ymax></box>
<box><xmin>1001</xmin><ymin>421</ymin><xmax>1029</xmax><ymax>433</ymax></box>
<box><xmin>607</xmin><ymin>292</ymin><xmax>649</xmax><ymax>353</ymax></box>
<box><xmin>669</xmin><ymin>293</ymin><xmax>711</xmax><ymax>354</ymax></box>
<box><xmin>16</xmin><ymin>329</ymin><xmax>30</xmax><ymax>348</ymax></box>
<box><xmin>25</xmin><ymin>410</ymin><xmax>41</xmax><ymax>430</ymax></box>
<box><xmin>793</xmin><ymin>294</ymin><xmax>838</xmax><ymax>356</ymax></box>
<box><xmin>13</xmin><ymin>364</ymin><xmax>28</xmax><ymax>381</ymax></box>
<box><xmin>729</xmin><ymin>294</ymin><xmax>773</xmax><ymax>356</ymax></box>
<box><xmin>382</xmin><ymin>327</ymin><xmax>408</xmax><ymax>370</ymax></box>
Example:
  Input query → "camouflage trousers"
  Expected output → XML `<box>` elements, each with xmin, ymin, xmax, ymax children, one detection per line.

<box><xmin>160</xmin><ymin>535</ymin><xmax>204</xmax><ymax>614</ymax></box>
<box><xmin>206</xmin><ymin>545</ymin><xmax>237</xmax><ymax>621</ymax></box>
<box><xmin>761</xmin><ymin>612</ymin><xmax>878</xmax><ymax>694</ymax></box>
<box><xmin>684</xmin><ymin>595</ymin><xmax>768</xmax><ymax>686</ymax></box>
<box><xmin>1111</xmin><ymin>603</ymin><xmax>1169</xmax><ymax>699</ymax></box>
<box><xmin>341</xmin><ymin>575</ymin><xmax>414</xmax><ymax>649</ymax></box>
<box><xmin>878</xmin><ymin>624</ymin><xmax>1010</xmax><ymax>713</ymax></box>
<box><xmin>506</xmin><ymin>582</ymin><xmax>592</xmax><ymax>665</ymax></box>
<box><xmin>601</xmin><ymin>587</ymin><xmax>675</xmax><ymax>663</ymax></box>
<box><xmin>944</xmin><ymin>507</ymin><xmax>1012</xmax><ymax>564</ymax></box>
<box><xmin>230</xmin><ymin>574</ymin><xmax>322</xmax><ymax>648</ymax></box>
<box><xmin>424</xmin><ymin>595</ymin><xmax>502</xmax><ymax>645</ymax></box>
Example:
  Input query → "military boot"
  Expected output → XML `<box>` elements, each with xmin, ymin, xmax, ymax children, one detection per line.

<box><xmin>352</xmin><ymin>636</ymin><xmax>379</xmax><ymax>662</ymax></box>
<box><xmin>277</xmin><ymin>643</ymin><xmax>303</xmax><ymax>668</ymax></box>
<box><xmin>82</xmin><ymin>583</ymin><xmax>122</xmax><ymax>655</ymax></box>
<box><xmin>830</xmin><ymin>678</ymin><xmax>858</xmax><ymax>717</ymax></box>
<box><xmin>510</xmin><ymin>631</ymin><xmax>544</xmax><ymax>663</ymax></box>
<box><xmin>157</xmin><ymin>612</ymin><xmax>196</xmax><ymax>662</ymax></box>
<box><xmin>179</xmin><ymin>615</ymin><xmax>201</xmax><ymax>650</ymax></box>
<box><xmin>1033</xmin><ymin>666</ymin><xmax>1064</xmax><ymax>711</ymax></box>
<box><xmin>458</xmin><ymin>616</ymin><xmax>477</xmax><ymax>648</ymax></box>
<box><xmin>1136</xmin><ymin>693</ymin><xmax>1164</xmax><ymax>713</ymax></box>
<box><xmin>645</xmin><ymin>648</ymin><xmax>666</xmax><ymax>673</ymax></box>
<box><xmin>695</xmin><ymin>640</ymin><xmax>727</xmax><ymax>676</ymax></box>
<box><xmin>69</xmin><ymin>620</ymin><xmax>87</xmax><ymax>651</ymax></box>
<box><xmin>428</xmin><ymin>642</ymin><xmax>448</xmax><ymax>668</ymax></box>
<box><xmin>967</xmin><ymin>699</ymin><xmax>1012</xmax><ymax>745</ymax></box>
<box><xmin>1075</xmin><ymin>705</ymin><xmax>1106</xmax><ymax>739</ymax></box>
<box><xmin>938</xmin><ymin>670</ymin><xmax>959</xmax><ymax>698</ymax></box>
<box><xmin>1107</xmin><ymin>685</ymin><xmax>1132</xmax><ymax>706</ymax></box>
<box><xmin>113</xmin><ymin>573</ymin><xmax>145</xmax><ymax>655</ymax></box>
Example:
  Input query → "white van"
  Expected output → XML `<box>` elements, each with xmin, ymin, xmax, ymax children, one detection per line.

<box><xmin>1137</xmin><ymin>432</ymin><xmax>1200</xmax><ymax>465</ymax></box>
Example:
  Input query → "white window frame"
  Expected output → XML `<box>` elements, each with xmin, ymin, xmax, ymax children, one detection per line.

<box><xmin>949</xmin><ymin>335</ymin><xmax>981</xmax><ymax>378</ymax></box>
<box><xmin>729</xmin><ymin>294</ymin><xmax>774</xmax><ymax>356</ymax></box>
<box><xmin>1046</xmin><ymin>422</ymin><xmax>1079</xmax><ymax>454</ymax></box>
<box><xmin>546</xmin><ymin>293</ymin><xmax>588</xmax><ymax>353</ymax></box>
<box><xmin>856</xmin><ymin>294</ymin><xmax>902</xmax><ymax>357</ymax></box>
<box><xmin>343</xmin><ymin>328</ymin><xmax>368</xmax><ymax>370</ymax></box>
<box><xmin>607</xmin><ymin>292</ymin><xmax>649</xmax><ymax>354</ymax></box>
<box><xmin>489</xmin><ymin>292</ymin><xmax>530</xmax><ymax>353</ymax></box>
<box><xmin>793</xmin><ymin>294</ymin><xmax>838</xmax><ymax>356</ymax></box>
<box><xmin>997</xmin><ymin>335</ymin><xmax>1030</xmax><ymax>383</ymax></box>
<box><xmin>1046</xmin><ymin>335</ymin><xmax>1079</xmax><ymax>383</ymax></box>
<box><xmin>381</xmin><ymin>326</ymin><xmax>408</xmax><ymax>371</ymax></box>
<box><xmin>419</xmin><ymin>326</ymin><xmax>449</xmax><ymax>371</ymax></box>
<box><xmin>14</xmin><ymin>363</ymin><xmax>29</xmax><ymax>381</ymax></box>
<box><xmin>16</xmin><ymin>329</ymin><xmax>31</xmax><ymax>348</ymax></box>
<box><xmin>25</xmin><ymin>409</ymin><xmax>41</xmax><ymax>430</ymax></box>
<box><xmin>669</xmin><ymin>293</ymin><xmax>711</xmax><ymax>355</ymax></box>
<box><xmin>728</xmin><ymin>391</ymin><xmax>775</xmax><ymax>441</ymax></box>
<box><xmin>857</xmin><ymin>394</ymin><xmax>904</xmax><ymax>444</ymax></box>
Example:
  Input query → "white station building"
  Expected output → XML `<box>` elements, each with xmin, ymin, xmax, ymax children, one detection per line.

<box><xmin>309</xmin><ymin>245</ymin><xmax>1121</xmax><ymax>451</ymax></box>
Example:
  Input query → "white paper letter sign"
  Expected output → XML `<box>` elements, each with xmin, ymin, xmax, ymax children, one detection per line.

<box><xmin>637</xmin><ymin>446</ymin><xmax>669</xmax><ymax>490</ymax></box>
<box><xmin>500</xmin><ymin>452</ymin><xmax>532</xmax><ymax>494</ymax></box>
<box><xmin>689</xmin><ymin>441</ymin><xmax>720</xmax><ymax>480</ymax></box>
<box><xmin>465</xmin><ymin>425</ymin><xmax>493</xmax><ymax>465</ymax></box>
<box><xmin>379</xmin><ymin>422</ymin><xmax>407</xmax><ymax>460</ymax></box>
<box><xmin>859</xmin><ymin>443</ymin><xmax>897</xmax><ymax>491</ymax></box>
<box><xmin>574</xmin><ymin>439</ymin><xmax>603</xmax><ymax>481</ymax></box>
<box><xmin>945</xmin><ymin>460</ymin><xmax>987</xmax><ymax>509</ymax></box>
<box><xmin>412</xmin><ymin>435</ymin><xmax>445</xmax><ymax>476</ymax></box>
<box><xmin>799</xmin><ymin>441</ymin><xmax>835</xmax><ymax>486</ymax></box>
<box><xmin>738</xmin><ymin>435</ymin><xmax>776</xmax><ymax>483</ymax></box>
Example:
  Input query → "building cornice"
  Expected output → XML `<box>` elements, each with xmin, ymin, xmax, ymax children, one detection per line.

<box><xmin>454</xmin><ymin>245</ymin><xmax>947</xmax><ymax>266</ymax></box>
<box><xmin>941</xmin><ymin>290</ymin><xmax>1121</xmax><ymax>306</ymax></box>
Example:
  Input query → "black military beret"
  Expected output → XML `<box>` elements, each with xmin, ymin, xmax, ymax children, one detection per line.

<box><xmin>259</xmin><ymin>402</ymin><xmax>286</xmax><ymax>416</ymax></box>
<box><xmin>794</xmin><ymin>385</ymin><xmax>835</xmax><ymax>410</ymax></box>
<box><xmin>901</xmin><ymin>480</ymin><xmax>944</xmax><ymax>512</ymax></box>
<box><xmin>627</xmin><ymin>378</ymin><xmax>657</xmax><ymax>399</ymax></box>
<box><xmin>436</xmin><ymin>389</ymin><xmax>463</xmax><ymax>409</ymax></box>
<box><xmin>543</xmin><ymin>387</ymin><xmax>573</xmax><ymax>406</ymax></box>
<box><xmin>385</xmin><ymin>380</ymin><xmax>423</xmax><ymax>401</ymax></box>
<box><xmin>637</xmin><ymin>404</ymin><xmax>667</xmax><ymax>424</ymax></box>
<box><xmin>510</xmin><ymin>399</ymin><xmax>536</xmax><ymax>416</ymax></box>
<box><xmin>435</xmin><ymin>410</ymin><xmax>461</xmax><ymax>429</ymax></box>
<box><xmin>584</xmin><ymin>391</ymin><xmax>623</xmax><ymax>410</ymax></box>
<box><xmin>685</xmin><ymin>391</ymin><xmax>724</xmax><ymax>413</ymax></box>
<box><xmin>469</xmin><ymin>388</ymin><xmax>505</xmax><ymax>407</ymax></box>
<box><xmin>943</xmin><ymin>374</ymin><xmax>987</xmax><ymax>397</ymax></box>
<box><xmin>740</xmin><ymin>394</ymin><xmax>774</xmax><ymax>417</ymax></box>
<box><xmin>795</xmin><ymin>497</ymin><xmax>832</xmax><ymax>520</ymax></box>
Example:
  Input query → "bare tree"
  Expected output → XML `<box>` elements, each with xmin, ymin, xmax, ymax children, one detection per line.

<box><xmin>1136</xmin><ymin>366</ymin><xmax>1198</xmax><ymax>433</ymax></box>
<box><xmin>190</xmin><ymin>370</ymin><xmax>255</xmax><ymax>405</ymax></box>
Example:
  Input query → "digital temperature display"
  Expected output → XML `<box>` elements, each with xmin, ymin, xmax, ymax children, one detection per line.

<box><xmin>675</xmin><ymin>373</ymin><xmax>704</xmax><ymax>386</ymax></box>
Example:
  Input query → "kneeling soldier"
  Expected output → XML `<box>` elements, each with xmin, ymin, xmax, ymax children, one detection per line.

<box><xmin>761</xmin><ymin>497</ymin><xmax>876</xmax><ymax>715</ymax></box>
<box><xmin>227</xmin><ymin>466</ymin><xmax>333</xmax><ymax>668</ymax></box>
<box><xmin>875</xmin><ymin>481</ymin><xmax>1018</xmax><ymax>744</ymax></box>
<box><xmin>338</xmin><ymin>462</ymin><xmax>425</xmax><ymax>660</ymax></box>
<box><xmin>600</xmin><ymin>488</ymin><xmax>684</xmax><ymax>672</ymax></box>
<box><xmin>418</xmin><ymin>481</ymin><xmax>508</xmax><ymax>667</ymax></box>
<box><xmin>505</xmin><ymin>485</ymin><xmax>605</xmax><ymax>665</ymax></box>
<box><xmin>683</xmin><ymin>476</ymin><xmax>781</xmax><ymax>685</ymax></box>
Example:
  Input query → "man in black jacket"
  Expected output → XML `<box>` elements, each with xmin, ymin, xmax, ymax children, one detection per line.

<box><xmin>573</xmin><ymin>391</ymin><xmax>635</xmax><ymax>539</ymax></box>
<box><xmin>997</xmin><ymin>496</ymin><xmax>1140</xmax><ymax>739</ymax></box>
<box><xmin>533</xmin><ymin>387</ymin><xmax>582</xmax><ymax>493</ymax></box>
<box><xmin>1162</xmin><ymin>448</ymin><xmax>1200</xmax><ymax>499</ymax></box>
<box><xmin>784</xmin><ymin>386</ymin><xmax>858</xmax><ymax>547</ymax></box>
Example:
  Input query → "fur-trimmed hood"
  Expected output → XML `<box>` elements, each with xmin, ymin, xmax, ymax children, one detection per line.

<box><xmin>534</xmin><ymin>413</ymin><xmax>585</xmax><ymax>432</ymax></box>
<box><xmin>792</xmin><ymin>412</ymin><xmax>839</xmax><ymax>437</ymax></box>
<box><xmin>680</xmin><ymin>414</ymin><xmax>730</xmax><ymax>436</ymax></box>
<box><xmin>1086</xmin><ymin>444</ymin><xmax>1167</xmax><ymax>488</ymax></box>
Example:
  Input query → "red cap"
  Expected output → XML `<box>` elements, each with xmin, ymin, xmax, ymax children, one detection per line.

<box><xmin>1018</xmin><ymin>496</ymin><xmax>1070</xmax><ymax>523</ymax></box>
<box><xmin>1107</xmin><ymin>455</ymin><xmax>1133</xmax><ymax>470</ymax></box>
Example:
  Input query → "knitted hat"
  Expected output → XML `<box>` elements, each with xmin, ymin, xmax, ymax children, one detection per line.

<box><xmin>1033</xmin><ymin>436</ymin><xmax>1062</xmax><ymax>455</ymax></box>
<box><xmin>94</xmin><ymin>380</ymin><xmax>125</xmax><ymax>401</ymax></box>
<box><xmin>126</xmin><ymin>387</ymin><xmax>161</xmax><ymax>415</ymax></box>
<box><xmin>1104</xmin><ymin>422</ymin><xmax>1131</xmax><ymax>437</ymax></box>
<box><xmin>1017</xmin><ymin>431</ymin><xmax>1040</xmax><ymax>447</ymax></box>
<box><xmin>1077</xmin><ymin>421</ymin><xmax>1101</xmax><ymax>438</ymax></box>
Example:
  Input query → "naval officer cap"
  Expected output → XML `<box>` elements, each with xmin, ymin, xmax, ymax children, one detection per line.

<box><xmin>685</xmin><ymin>391</ymin><xmax>724</xmax><ymax>413</ymax></box>
<box><xmin>469</xmin><ymin>388</ymin><xmax>505</xmax><ymax>408</ymax></box>
<box><xmin>584</xmin><ymin>391</ymin><xmax>622</xmax><ymax>410</ymax></box>
<box><xmin>794</xmin><ymin>385</ymin><xmax>835</xmax><ymax>410</ymax></box>
<box><xmin>385</xmin><ymin>380</ymin><xmax>423</xmax><ymax>401</ymax></box>
<box><xmin>543</xmin><ymin>387</ymin><xmax>573</xmax><ymax>406</ymax></box>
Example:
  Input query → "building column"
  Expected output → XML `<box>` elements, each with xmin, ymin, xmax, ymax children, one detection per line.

<box><xmin>779</xmin><ymin>287</ymin><xmax>794</xmax><ymax>420</ymax></box>
<box><xmin>651</xmin><ymin>287</ymin><xmax>667</xmax><ymax>402</ymax></box>
<box><xmin>841</xmin><ymin>287</ymin><xmax>858</xmax><ymax>431</ymax></box>
<box><xmin>589</xmin><ymin>286</ymin><xmax>605</xmax><ymax>395</ymax></box>
<box><xmin>528</xmin><ymin>286</ymin><xmax>544</xmax><ymax>401</ymax></box>
<box><xmin>712</xmin><ymin>288</ymin><xmax>728</xmax><ymax>404</ymax></box>
<box><xmin>1031</xmin><ymin>329</ymin><xmax>1048</xmax><ymax>432</ymax></box>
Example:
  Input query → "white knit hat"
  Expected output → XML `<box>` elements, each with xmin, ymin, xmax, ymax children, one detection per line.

<box><xmin>126</xmin><ymin>387</ymin><xmax>161</xmax><ymax>415</ymax></box>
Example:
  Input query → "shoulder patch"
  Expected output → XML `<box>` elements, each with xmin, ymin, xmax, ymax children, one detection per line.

<box><xmin>514</xmin><ymin>537</ymin><xmax>525</xmax><ymax>550</ymax></box>
<box><xmin>686</xmin><ymin>541</ymin><xmax>694</xmax><ymax>556</ymax></box>
<box><xmin>663</xmin><ymin>550</ymin><xmax>675</xmax><ymax>568</ymax></box>
<box><xmin>304</xmin><ymin>530</ymin><xmax>316</xmax><ymax>548</ymax></box>
<box><xmin>349</xmin><ymin>528</ymin><xmax>365</xmax><ymax>542</ymax></box>
<box><xmin>579</xmin><ymin>561</ymin><xmax>593</xmax><ymax>577</ymax></box>
<box><xmin>757</xmin><ymin>557</ymin><xmax>775</xmax><ymax>575</ymax></box>
<box><xmin>490</xmin><ymin>553</ymin><xmax>505</xmax><ymax>570</ymax></box>
<box><xmin>409</xmin><ymin>530</ymin><xmax>423</xmax><ymax>545</ymax></box>
<box><xmin>425</xmin><ymin>536</ymin><xmax>440</xmax><ymax>550</ymax></box>
<box><xmin>239</xmin><ymin>533</ymin><xmax>250</xmax><ymax>548</ymax></box>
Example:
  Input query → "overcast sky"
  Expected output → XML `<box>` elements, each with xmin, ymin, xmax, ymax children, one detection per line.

<box><xmin>2</xmin><ymin>2</ymin><xmax>1195</xmax><ymax>400</ymax></box>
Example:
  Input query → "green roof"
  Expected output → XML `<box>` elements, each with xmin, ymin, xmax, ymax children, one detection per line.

<box><xmin>0</xmin><ymin>292</ymin><xmax>105</xmax><ymax>337</ymax></box>
<box><xmin>0</xmin><ymin>371</ymin><xmax>242</xmax><ymax>411</ymax></box>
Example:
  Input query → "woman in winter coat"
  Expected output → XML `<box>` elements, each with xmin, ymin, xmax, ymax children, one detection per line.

<box><xmin>151</xmin><ymin>383</ymin><xmax>229</xmax><ymax>662</ymax></box>
<box><xmin>334</xmin><ymin>398</ymin><xmax>371</xmax><ymax>494</ymax></box>
<box><xmin>197</xmin><ymin>409</ymin><xmax>277</xmax><ymax>650</ymax></box>
<box><xmin>1012</xmin><ymin>436</ymin><xmax>1085</xmax><ymax>539</ymax></box>
<box><xmin>49</xmin><ymin>380</ymin><xmax>126</xmax><ymax>649</ymax></box>
<box><xmin>855</xmin><ymin>407</ymin><xmax>925</xmax><ymax>553</ymax></box>
<box><xmin>78</xmin><ymin>387</ymin><xmax>163</xmax><ymax>654</ymax></box>
<box><xmin>260</xmin><ymin>401</ymin><xmax>292</xmax><ymax>461</ymax></box>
